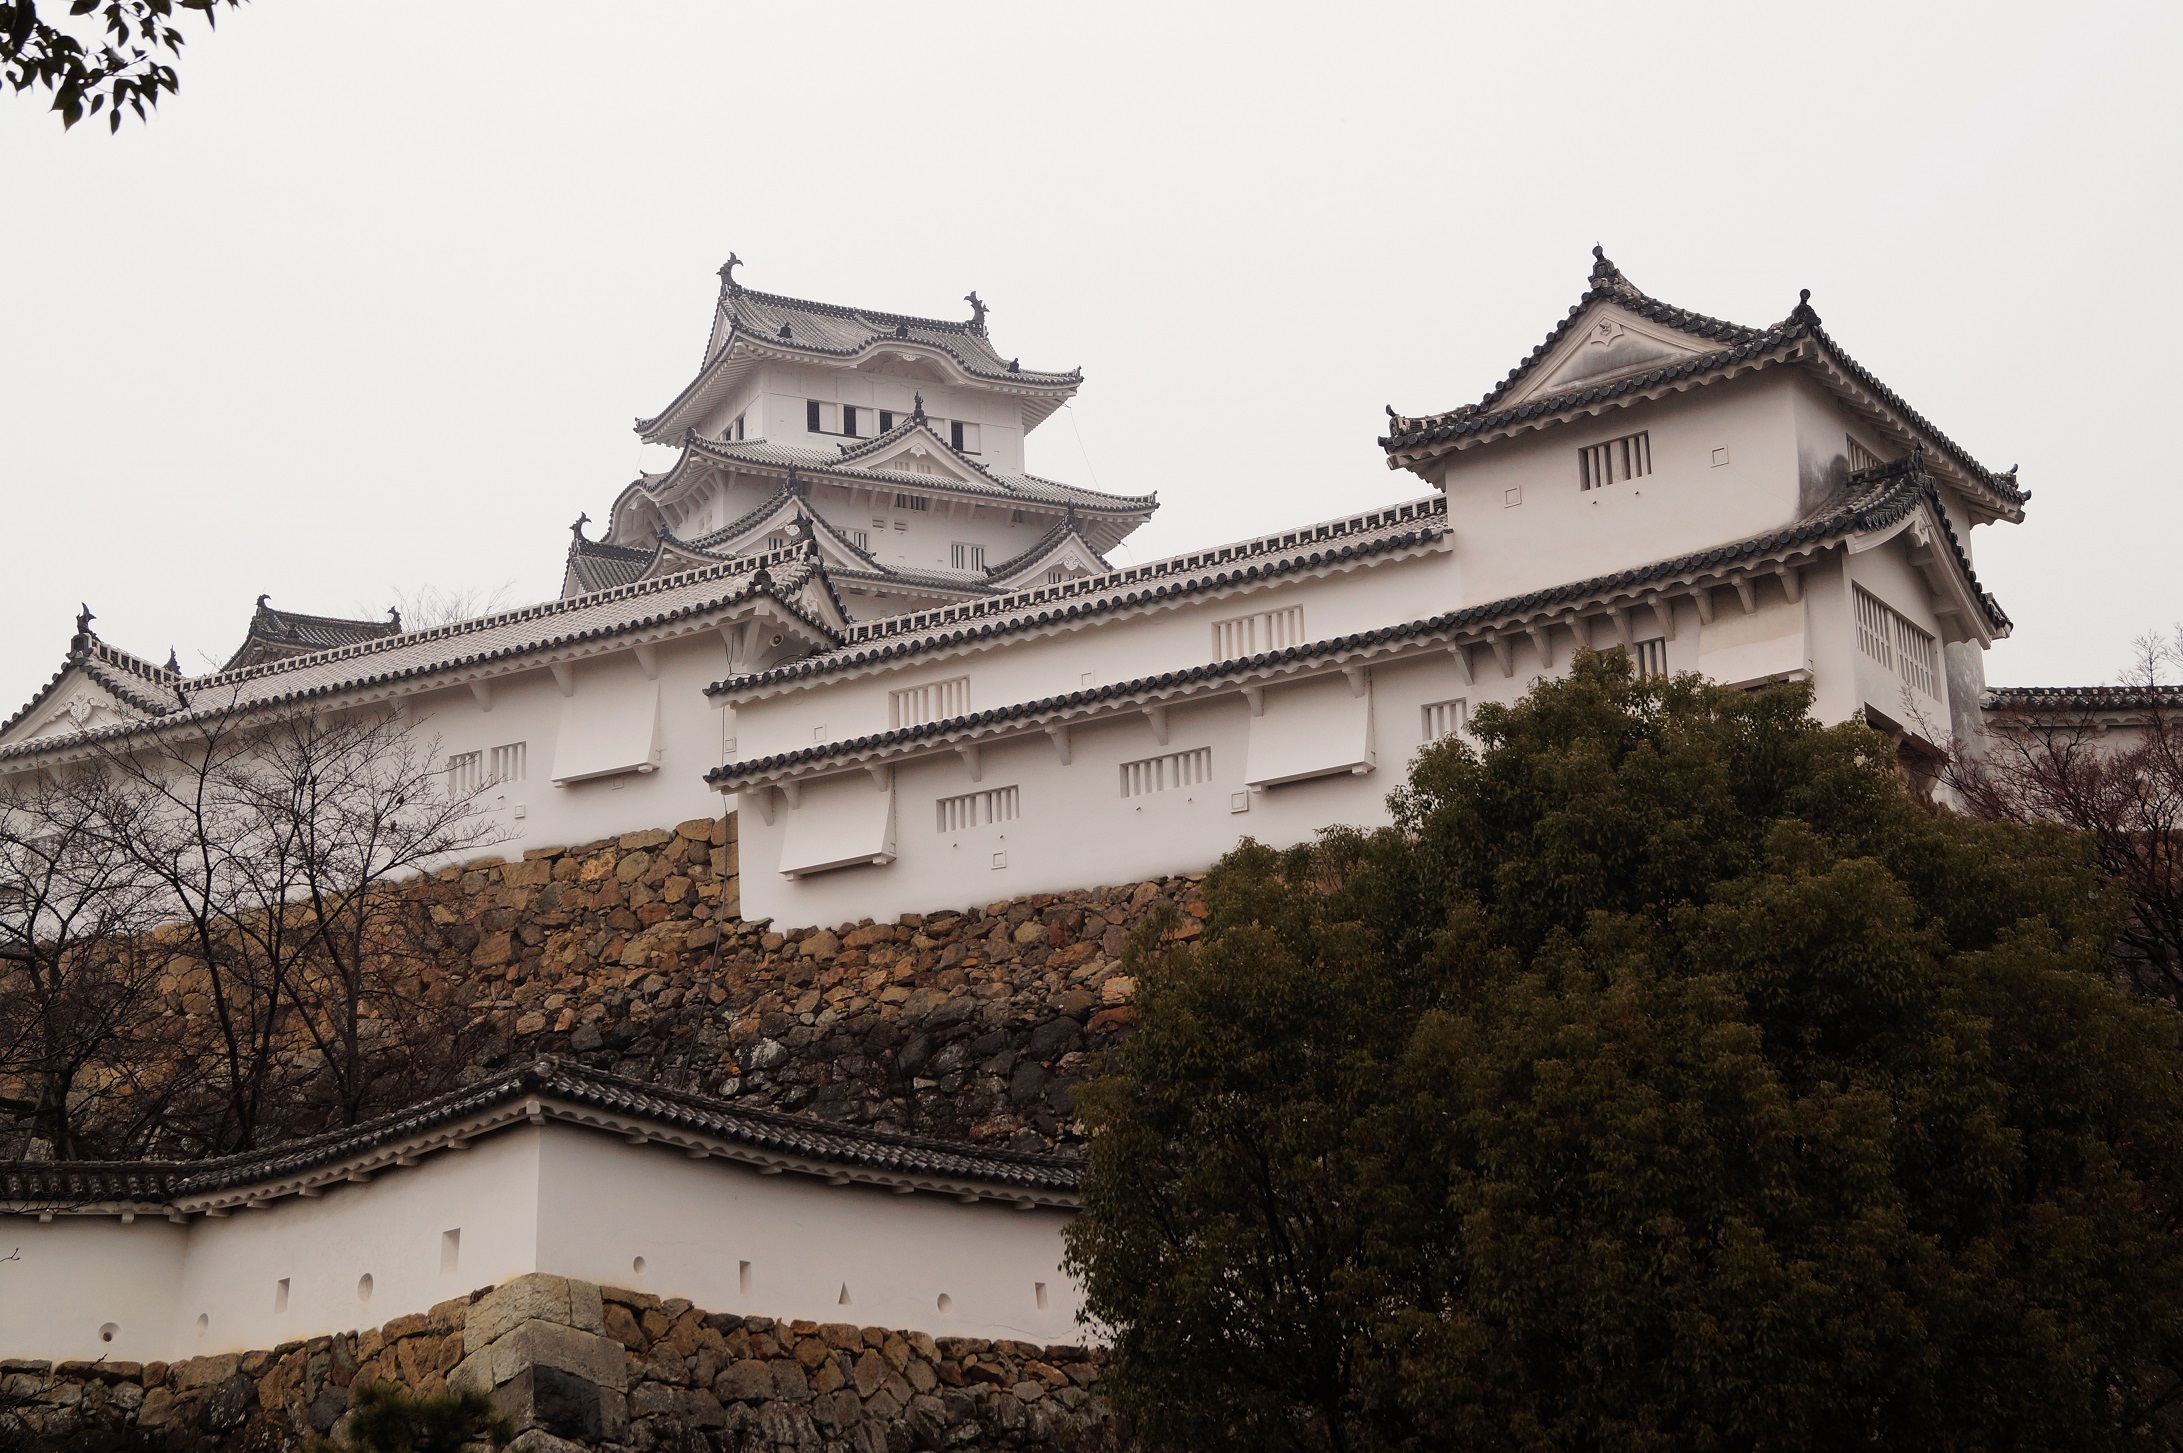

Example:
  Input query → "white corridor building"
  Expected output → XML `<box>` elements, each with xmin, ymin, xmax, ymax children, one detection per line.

<box><xmin>4</xmin><ymin>249</ymin><xmax>2025</xmax><ymax>927</ymax></box>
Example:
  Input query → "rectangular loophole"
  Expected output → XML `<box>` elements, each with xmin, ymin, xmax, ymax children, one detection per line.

<box><xmin>1120</xmin><ymin>747</ymin><xmax>1212</xmax><ymax>799</ymax></box>
<box><xmin>274</xmin><ymin>1278</ymin><xmax>290</xmax><ymax>1314</ymax></box>
<box><xmin>739</xmin><ymin>1260</ymin><xmax>753</xmax><ymax>1295</ymax></box>
<box><xmin>1035</xmin><ymin>1282</ymin><xmax>1049</xmax><ymax>1310</ymax></box>
<box><xmin>441</xmin><ymin>1228</ymin><xmax>461</xmax><ymax>1275</ymax></box>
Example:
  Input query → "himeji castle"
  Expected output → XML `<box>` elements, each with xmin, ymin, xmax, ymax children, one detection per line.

<box><xmin>0</xmin><ymin>251</ymin><xmax>2116</xmax><ymax>1388</ymax></box>
<box><xmin>1</xmin><ymin>249</ymin><xmax>2037</xmax><ymax>926</ymax></box>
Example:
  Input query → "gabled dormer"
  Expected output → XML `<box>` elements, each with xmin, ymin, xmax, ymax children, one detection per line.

<box><xmin>1381</xmin><ymin>248</ymin><xmax>2029</xmax><ymax>531</ymax></box>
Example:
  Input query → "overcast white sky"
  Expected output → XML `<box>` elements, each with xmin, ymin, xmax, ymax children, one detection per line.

<box><xmin>2</xmin><ymin>2</ymin><xmax>2177</xmax><ymax>713</ymax></box>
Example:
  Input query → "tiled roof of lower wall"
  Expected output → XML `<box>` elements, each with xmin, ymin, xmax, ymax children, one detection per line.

<box><xmin>1984</xmin><ymin>685</ymin><xmax>2183</xmax><ymax>713</ymax></box>
<box><xmin>0</xmin><ymin>1060</ymin><xmax>1082</xmax><ymax>1209</ymax></box>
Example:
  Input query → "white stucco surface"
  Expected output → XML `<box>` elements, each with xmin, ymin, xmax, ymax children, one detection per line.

<box><xmin>0</xmin><ymin>1121</ymin><xmax>1077</xmax><ymax>1364</ymax></box>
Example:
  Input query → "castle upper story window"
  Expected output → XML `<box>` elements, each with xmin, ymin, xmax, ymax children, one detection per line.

<box><xmin>805</xmin><ymin>402</ymin><xmax>893</xmax><ymax>439</ymax></box>
<box><xmin>950</xmin><ymin>421</ymin><xmax>982</xmax><ymax>454</ymax></box>
<box><xmin>893</xmin><ymin>493</ymin><xmax>930</xmax><ymax>512</ymax></box>
<box><xmin>1580</xmin><ymin>430</ymin><xmax>1651</xmax><ymax>490</ymax></box>
<box><xmin>723</xmin><ymin>412</ymin><xmax>746</xmax><ymax>441</ymax></box>
<box><xmin>951</xmin><ymin>542</ymin><xmax>987</xmax><ymax>571</ymax></box>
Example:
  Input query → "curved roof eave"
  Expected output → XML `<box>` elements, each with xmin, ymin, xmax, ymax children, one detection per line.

<box><xmin>0</xmin><ymin>1059</ymin><xmax>1082</xmax><ymax>1211</ymax></box>
<box><xmin>1378</xmin><ymin>250</ymin><xmax>2026</xmax><ymax>524</ymax></box>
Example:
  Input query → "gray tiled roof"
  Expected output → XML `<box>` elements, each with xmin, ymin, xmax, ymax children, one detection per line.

<box><xmin>0</xmin><ymin>1059</ymin><xmax>1081</xmax><ymax>1209</ymax></box>
<box><xmin>1381</xmin><ymin>249</ymin><xmax>2026</xmax><ymax>519</ymax></box>
<box><xmin>707</xmin><ymin>496</ymin><xmax>1453</xmax><ymax>699</ymax></box>
<box><xmin>1984</xmin><ymin>685</ymin><xmax>2183</xmax><ymax>713</ymax></box>
<box><xmin>223</xmin><ymin>600</ymin><xmax>402</xmax><ymax>671</ymax></box>
<box><xmin>680</xmin><ymin>430</ymin><xmax>1155</xmax><ymax>515</ymax></box>
<box><xmin>636</xmin><ymin>278</ymin><xmax>1084</xmax><ymax>444</ymax></box>
<box><xmin>714</xmin><ymin>286</ymin><xmax>1078</xmax><ymax>389</ymax></box>
<box><xmin>707</xmin><ymin>464</ymin><xmax>2000</xmax><ymax>786</ymax></box>
<box><xmin>2</xmin><ymin>554</ymin><xmax>840</xmax><ymax>764</ymax></box>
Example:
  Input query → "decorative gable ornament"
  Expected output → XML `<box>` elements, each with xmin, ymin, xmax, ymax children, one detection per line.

<box><xmin>1503</xmin><ymin>305</ymin><xmax>1713</xmax><ymax>406</ymax></box>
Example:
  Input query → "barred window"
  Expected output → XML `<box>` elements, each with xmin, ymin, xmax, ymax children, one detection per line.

<box><xmin>848</xmin><ymin>529</ymin><xmax>870</xmax><ymax>551</ymax></box>
<box><xmin>1211</xmin><ymin>604</ymin><xmax>1306</xmax><ymax>660</ymax></box>
<box><xmin>489</xmin><ymin>742</ymin><xmax>526</xmax><ymax>784</ymax></box>
<box><xmin>1847</xmin><ymin>436</ymin><xmax>1884</xmax><ymax>472</ymax></box>
<box><xmin>890</xmin><ymin>676</ymin><xmax>970</xmax><ymax>728</ymax></box>
<box><xmin>1854</xmin><ymin>585</ymin><xmax>1939</xmax><ymax>700</ymax></box>
<box><xmin>1854</xmin><ymin>585</ymin><xmax>1894</xmax><ymax>670</ymax></box>
<box><xmin>1632</xmin><ymin>638</ymin><xmax>1669</xmax><ymax>678</ymax></box>
<box><xmin>951</xmin><ymin>542</ymin><xmax>986</xmax><ymax>571</ymax></box>
<box><xmin>893</xmin><ymin>493</ymin><xmax>930</xmax><ymax>512</ymax></box>
<box><xmin>936</xmin><ymin>785</ymin><xmax>1020</xmax><ymax>832</ymax></box>
<box><xmin>1120</xmin><ymin>747</ymin><xmax>1213</xmax><ymax>798</ymax></box>
<box><xmin>1421</xmin><ymin>699</ymin><xmax>1466</xmax><ymax>742</ymax></box>
<box><xmin>1579</xmin><ymin>430</ymin><xmax>1652</xmax><ymax>490</ymax></box>
<box><xmin>445</xmin><ymin>751</ymin><xmax>483</xmax><ymax>796</ymax></box>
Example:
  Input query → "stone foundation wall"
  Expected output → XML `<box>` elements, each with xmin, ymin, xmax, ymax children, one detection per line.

<box><xmin>18</xmin><ymin>815</ymin><xmax>1202</xmax><ymax>1161</ymax></box>
<box><xmin>0</xmin><ymin>1275</ymin><xmax>1114</xmax><ymax>1452</ymax></box>
<box><xmin>422</xmin><ymin>817</ymin><xmax>1201</xmax><ymax>1156</ymax></box>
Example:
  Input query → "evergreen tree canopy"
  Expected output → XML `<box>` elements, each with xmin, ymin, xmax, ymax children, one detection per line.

<box><xmin>1065</xmin><ymin>652</ymin><xmax>2183</xmax><ymax>1453</ymax></box>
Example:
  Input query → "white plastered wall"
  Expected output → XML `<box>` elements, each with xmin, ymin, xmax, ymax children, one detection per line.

<box><xmin>396</xmin><ymin>633</ymin><xmax>728</xmax><ymax>855</ymax></box>
<box><xmin>532</xmin><ymin>1131</ymin><xmax>1078</xmax><ymax>1345</ymax></box>
<box><xmin>2</xmin><ymin>1129</ymin><xmax>542</xmax><ymax>1365</ymax></box>
<box><xmin>2</xmin><ymin>1123</ymin><xmax>1080</xmax><ymax>1364</ymax></box>
<box><xmin>1437</xmin><ymin>374</ymin><xmax>1804</xmax><ymax>605</ymax></box>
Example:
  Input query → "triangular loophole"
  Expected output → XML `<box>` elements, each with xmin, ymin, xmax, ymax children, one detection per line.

<box><xmin>838</xmin><ymin>1283</ymin><xmax>852</xmax><ymax>1306</ymax></box>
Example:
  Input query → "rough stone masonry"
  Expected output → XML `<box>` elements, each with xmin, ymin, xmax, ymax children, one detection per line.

<box><xmin>0</xmin><ymin>1272</ymin><xmax>1115</xmax><ymax>1452</ymax></box>
<box><xmin>416</xmin><ymin>815</ymin><xmax>1202</xmax><ymax>1158</ymax></box>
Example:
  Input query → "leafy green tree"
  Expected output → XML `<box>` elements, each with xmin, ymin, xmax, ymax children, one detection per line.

<box><xmin>1066</xmin><ymin>651</ymin><xmax>2183</xmax><ymax>1453</ymax></box>
<box><xmin>312</xmin><ymin>1384</ymin><xmax>514</xmax><ymax>1453</ymax></box>
<box><xmin>2</xmin><ymin>1</ymin><xmax>240</xmax><ymax>132</ymax></box>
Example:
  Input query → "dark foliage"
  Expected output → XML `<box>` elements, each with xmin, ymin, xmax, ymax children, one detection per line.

<box><xmin>1067</xmin><ymin>650</ymin><xmax>2183</xmax><ymax>1452</ymax></box>
<box><xmin>309</xmin><ymin>1383</ymin><xmax>513</xmax><ymax>1453</ymax></box>
<box><xmin>1</xmin><ymin>1</ymin><xmax>240</xmax><ymax>132</ymax></box>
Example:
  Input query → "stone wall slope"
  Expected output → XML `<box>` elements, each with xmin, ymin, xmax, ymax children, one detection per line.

<box><xmin>413</xmin><ymin>816</ymin><xmax>1201</xmax><ymax>1156</ymax></box>
<box><xmin>0</xmin><ymin>1274</ymin><xmax>1115</xmax><ymax>1452</ymax></box>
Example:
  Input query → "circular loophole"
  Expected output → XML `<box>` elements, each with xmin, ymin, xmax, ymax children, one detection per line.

<box><xmin>99</xmin><ymin>1323</ymin><xmax>117</xmax><ymax>1344</ymax></box>
<box><xmin>631</xmin><ymin>1256</ymin><xmax>647</xmax><ymax>1276</ymax></box>
<box><xmin>935</xmin><ymin>1293</ymin><xmax>953</xmax><ymax>1315</ymax></box>
<box><xmin>194</xmin><ymin>1314</ymin><xmax>208</xmax><ymax>1336</ymax></box>
<box><xmin>356</xmin><ymin>1273</ymin><xmax>374</xmax><ymax>1303</ymax></box>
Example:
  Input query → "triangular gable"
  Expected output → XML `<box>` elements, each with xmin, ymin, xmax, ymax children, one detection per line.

<box><xmin>0</xmin><ymin>663</ymin><xmax>143</xmax><ymax>747</ymax></box>
<box><xmin>851</xmin><ymin>426</ymin><xmax>984</xmax><ymax>488</ymax></box>
<box><xmin>1497</xmin><ymin>301</ymin><xmax>1723</xmax><ymax>408</ymax></box>
<box><xmin>989</xmin><ymin>526</ymin><xmax>1109</xmax><ymax>590</ymax></box>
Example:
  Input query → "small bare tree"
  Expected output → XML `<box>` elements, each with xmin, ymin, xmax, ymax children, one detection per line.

<box><xmin>1950</xmin><ymin>628</ymin><xmax>2183</xmax><ymax>1005</ymax></box>
<box><xmin>379</xmin><ymin>583</ymin><xmax>518</xmax><ymax>632</ymax></box>
<box><xmin>0</xmin><ymin>771</ymin><xmax>185</xmax><ymax>1159</ymax></box>
<box><xmin>245</xmin><ymin>708</ymin><xmax>504</xmax><ymax>1130</ymax></box>
<box><xmin>86</xmin><ymin>696</ymin><xmax>503</xmax><ymax>1152</ymax></box>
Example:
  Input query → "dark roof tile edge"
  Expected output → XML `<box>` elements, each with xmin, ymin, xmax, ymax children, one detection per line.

<box><xmin>707</xmin><ymin>469</ymin><xmax>1990</xmax><ymax>784</ymax></box>
<box><xmin>0</xmin><ymin>562</ymin><xmax>840</xmax><ymax>765</ymax></box>
<box><xmin>0</xmin><ymin>1060</ymin><xmax>1080</xmax><ymax>1208</ymax></box>
<box><xmin>706</xmin><ymin>500</ymin><xmax>1453</xmax><ymax>697</ymax></box>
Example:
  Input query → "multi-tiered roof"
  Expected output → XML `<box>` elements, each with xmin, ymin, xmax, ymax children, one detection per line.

<box><xmin>581</xmin><ymin>264</ymin><xmax>1157</xmax><ymax>611</ymax></box>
